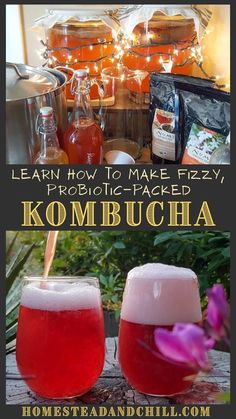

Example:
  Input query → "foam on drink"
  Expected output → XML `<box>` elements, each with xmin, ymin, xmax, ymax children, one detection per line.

<box><xmin>21</xmin><ymin>279</ymin><xmax>101</xmax><ymax>312</ymax></box>
<box><xmin>121</xmin><ymin>263</ymin><xmax>202</xmax><ymax>325</ymax></box>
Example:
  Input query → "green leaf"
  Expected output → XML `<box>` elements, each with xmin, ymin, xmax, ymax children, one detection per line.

<box><xmin>6</xmin><ymin>232</ymin><xmax>19</xmax><ymax>263</ymax></box>
<box><xmin>6</xmin><ymin>244</ymin><xmax>35</xmax><ymax>294</ymax></box>
<box><xmin>6</xmin><ymin>338</ymin><xmax>16</xmax><ymax>354</ymax></box>
<box><xmin>5</xmin><ymin>235</ymin><xmax>37</xmax><ymax>354</ymax></box>
<box><xmin>99</xmin><ymin>275</ymin><xmax>109</xmax><ymax>286</ymax></box>
<box><xmin>103</xmin><ymin>246</ymin><xmax>113</xmax><ymax>259</ymax></box>
<box><xmin>154</xmin><ymin>232</ymin><xmax>174</xmax><ymax>246</ymax></box>
<box><xmin>115</xmin><ymin>309</ymin><xmax>121</xmax><ymax>321</ymax></box>
<box><xmin>111</xmin><ymin>295</ymin><xmax>118</xmax><ymax>303</ymax></box>
<box><xmin>208</xmin><ymin>257</ymin><xmax>226</xmax><ymax>272</ymax></box>
<box><xmin>6</xmin><ymin>300</ymin><xmax>20</xmax><ymax>318</ymax></box>
<box><xmin>6</xmin><ymin>278</ymin><xmax>21</xmax><ymax>303</ymax></box>
<box><xmin>199</xmin><ymin>248</ymin><xmax>220</xmax><ymax>259</ymax></box>
<box><xmin>6</xmin><ymin>246</ymin><xmax>24</xmax><ymax>279</ymax></box>
<box><xmin>221</xmin><ymin>247</ymin><xmax>230</xmax><ymax>258</ymax></box>
<box><xmin>108</xmin><ymin>275</ymin><xmax>115</xmax><ymax>288</ymax></box>
<box><xmin>163</xmin><ymin>242</ymin><xmax>181</xmax><ymax>258</ymax></box>
<box><xmin>6</xmin><ymin>320</ymin><xmax>18</xmax><ymax>339</ymax></box>
<box><xmin>176</xmin><ymin>244</ymin><xmax>186</xmax><ymax>262</ymax></box>
<box><xmin>113</xmin><ymin>241</ymin><xmax>126</xmax><ymax>249</ymax></box>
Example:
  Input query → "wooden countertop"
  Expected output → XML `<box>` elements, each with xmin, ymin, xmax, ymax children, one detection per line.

<box><xmin>6</xmin><ymin>338</ymin><xmax>230</xmax><ymax>405</ymax></box>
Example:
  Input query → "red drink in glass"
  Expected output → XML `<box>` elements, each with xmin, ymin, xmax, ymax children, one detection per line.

<box><xmin>118</xmin><ymin>263</ymin><xmax>202</xmax><ymax>396</ymax></box>
<box><xmin>64</xmin><ymin>118</ymin><xmax>103</xmax><ymax>164</ymax></box>
<box><xmin>16</xmin><ymin>277</ymin><xmax>105</xmax><ymax>399</ymax></box>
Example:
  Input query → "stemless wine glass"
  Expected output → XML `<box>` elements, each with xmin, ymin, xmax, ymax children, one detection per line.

<box><xmin>16</xmin><ymin>277</ymin><xmax>105</xmax><ymax>399</ymax></box>
<box><xmin>118</xmin><ymin>263</ymin><xmax>202</xmax><ymax>396</ymax></box>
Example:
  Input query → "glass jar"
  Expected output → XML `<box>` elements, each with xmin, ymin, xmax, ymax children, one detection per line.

<box><xmin>46</xmin><ymin>19</ymin><xmax>115</xmax><ymax>101</ymax></box>
<box><xmin>123</xmin><ymin>13</ymin><xmax>197</xmax><ymax>98</ymax></box>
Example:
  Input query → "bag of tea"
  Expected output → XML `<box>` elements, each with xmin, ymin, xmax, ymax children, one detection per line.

<box><xmin>180</xmin><ymin>86</ymin><xmax>230</xmax><ymax>164</ymax></box>
<box><xmin>149</xmin><ymin>73</ymin><xmax>230</xmax><ymax>164</ymax></box>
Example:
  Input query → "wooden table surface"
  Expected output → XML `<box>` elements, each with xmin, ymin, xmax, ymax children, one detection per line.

<box><xmin>6</xmin><ymin>338</ymin><xmax>230</xmax><ymax>405</ymax></box>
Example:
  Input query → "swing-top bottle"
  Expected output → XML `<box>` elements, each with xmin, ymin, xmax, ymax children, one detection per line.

<box><xmin>63</xmin><ymin>69</ymin><xmax>103</xmax><ymax>164</ymax></box>
<box><xmin>34</xmin><ymin>106</ymin><xmax>68</xmax><ymax>164</ymax></box>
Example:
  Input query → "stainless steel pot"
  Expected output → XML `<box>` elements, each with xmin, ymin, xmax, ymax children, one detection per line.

<box><xmin>6</xmin><ymin>63</ymin><xmax>69</xmax><ymax>164</ymax></box>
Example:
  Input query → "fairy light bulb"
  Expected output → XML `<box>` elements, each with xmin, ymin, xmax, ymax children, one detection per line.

<box><xmin>196</xmin><ymin>46</ymin><xmax>202</xmax><ymax>56</ymax></box>
<box><xmin>162</xmin><ymin>58</ymin><xmax>173</xmax><ymax>73</ymax></box>
<box><xmin>124</xmin><ymin>39</ymin><xmax>131</xmax><ymax>50</ymax></box>
<box><xmin>146</xmin><ymin>32</ymin><xmax>153</xmax><ymax>41</ymax></box>
<box><xmin>146</xmin><ymin>56</ymin><xmax>151</xmax><ymax>62</ymax></box>
<box><xmin>159</xmin><ymin>56</ymin><xmax>163</xmax><ymax>64</ymax></box>
<box><xmin>68</xmin><ymin>52</ymin><xmax>72</xmax><ymax>62</ymax></box>
<box><xmin>197</xmin><ymin>47</ymin><xmax>203</xmax><ymax>64</ymax></box>
<box><xmin>89</xmin><ymin>45</ymin><xmax>93</xmax><ymax>51</ymax></box>
<box><xmin>173</xmin><ymin>49</ymin><xmax>179</xmax><ymax>56</ymax></box>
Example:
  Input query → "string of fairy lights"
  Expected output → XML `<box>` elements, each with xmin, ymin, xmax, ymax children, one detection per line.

<box><xmin>38</xmin><ymin>28</ymin><xmax>229</xmax><ymax>89</ymax></box>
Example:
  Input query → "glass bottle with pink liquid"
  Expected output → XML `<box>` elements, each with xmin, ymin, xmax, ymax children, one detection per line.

<box><xmin>63</xmin><ymin>69</ymin><xmax>104</xmax><ymax>164</ymax></box>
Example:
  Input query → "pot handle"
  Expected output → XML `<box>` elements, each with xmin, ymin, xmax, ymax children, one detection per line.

<box><xmin>54</xmin><ymin>66</ymin><xmax>74</xmax><ymax>85</ymax></box>
<box><xmin>6</xmin><ymin>62</ymin><xmax>29</xmax><ymax>79</ymax></box>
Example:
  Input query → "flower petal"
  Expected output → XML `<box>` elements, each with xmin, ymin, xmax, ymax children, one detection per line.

<box><xmin>154</xmin><ymin>323</ymin><xmax>213</xmax><ymax>370</ymax></box>
<box><xmin>154</xmin><ymin>328</ymin><xmax>195</xmax><ymax>365</ymax></box>
<box><xmin>207</xmin><ymin>284</ymin><xmax>230</xmax><ymax>339</ymax></box>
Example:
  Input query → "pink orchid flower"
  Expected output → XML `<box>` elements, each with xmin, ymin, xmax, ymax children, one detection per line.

<box><xmin>154</xmin><ymin>323</ymin><xmax>215</xmax><ymax>371</ymax></box>
<box><xmin>207</xmin><ymin>284</ymin><xmax>230</xmax><ymax>340</ymax></box>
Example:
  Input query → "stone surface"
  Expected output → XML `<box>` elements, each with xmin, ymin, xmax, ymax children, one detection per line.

<box><xmin>6</xmin><ymin>338</ymin><xmax>230</xmax><ymax>405</ymax></box>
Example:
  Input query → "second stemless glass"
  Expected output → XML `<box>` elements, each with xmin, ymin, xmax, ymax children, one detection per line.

<box><xmin>16</xmin><ymin>277</ymin><xmax>105</xmax><ymax>399</ymax></box>
<box><xmin>118</xmin><ymin>263</ymin><xmax>202</xmax><ymax>396</ymax></box>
